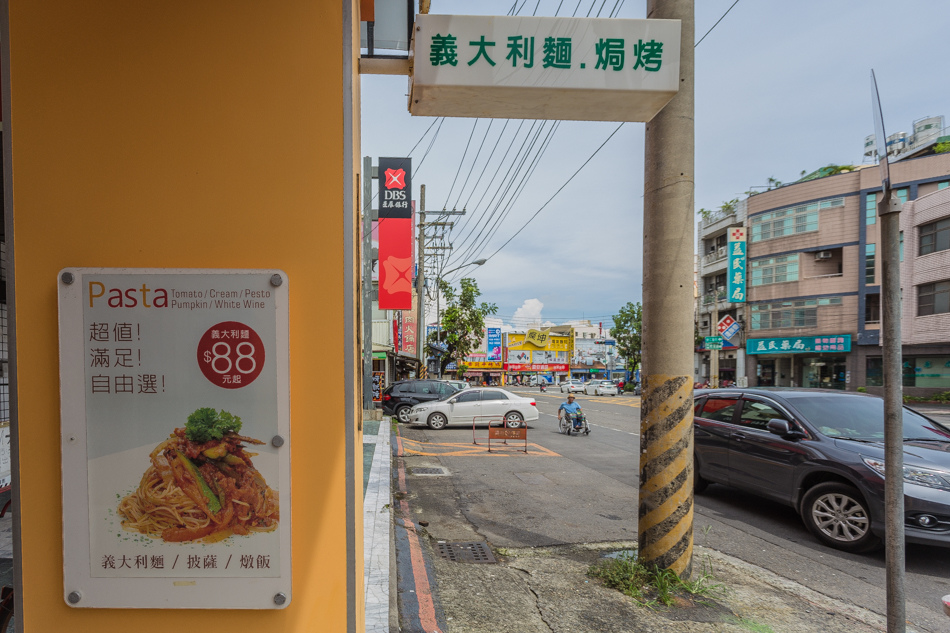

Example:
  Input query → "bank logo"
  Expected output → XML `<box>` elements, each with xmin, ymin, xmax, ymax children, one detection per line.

<box><xmin>384</xmin><ymin>168</ymin><xmax>406</xmax><ymax>190</ymax></box>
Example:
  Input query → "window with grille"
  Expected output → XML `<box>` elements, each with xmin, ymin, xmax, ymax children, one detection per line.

<box><xmin>865</xmin><ymin>243</ymin><xmax>876</xmax><ymax>284</ymax></box>
<box><xmin>750</xmin><ymin>255</ymin><xmax>799</xmax><ymax>286</ymax></box>
<box><xmin>749</xmin><ymin>197</ymin><xmax>840</xmax><ymax>243</ymax></box>
<box><xmin>749</xmin><ymin>297</ymin><xmax>841</xmax><ymax>330</ymax></box>
<box><xmin>919</xmin><ymin>217</ymin><xmax>950</xmax><ymax>256</ymax></box>
<box><xmin>918</xmin><ymin>281</ymin><xmax>950</xmax><ymax>316</ymax></box>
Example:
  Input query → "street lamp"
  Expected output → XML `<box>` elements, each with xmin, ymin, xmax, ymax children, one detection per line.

<box><xmin>431</xmin><ymin>258</ymin><xmax>486</xmax><ymax>378</ymax></box>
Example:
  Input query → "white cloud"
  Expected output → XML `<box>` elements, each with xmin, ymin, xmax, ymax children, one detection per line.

<box><xmin>511</xmin><ymin>299</ymin><xmax>544</xmax><ymax>329</ymax></box>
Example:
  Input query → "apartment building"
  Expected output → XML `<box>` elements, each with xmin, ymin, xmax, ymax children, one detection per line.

<box><xmin>695</xmin><ymin>199</ymin><xmax>747</xmax><ymax>385</ymax></box>
<box><xmin>741</xmin><ymin>151</ymin><xmax>950</xmax><ymax>393</ymax></box>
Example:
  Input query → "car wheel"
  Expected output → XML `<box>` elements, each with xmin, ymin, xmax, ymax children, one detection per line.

<box><xmin>427</xmin><ymin>412</ymin><xmax>448</xmax><ymax>430</ymax></box>
<box><xmin>504</xmin><ymin>412</ymin><xmax>524</xmax><ymax>428</ymax></box>
<box><xmin>693</xmin><ymin>455</ymin><xmax>709</xmax><ymax>494</ymax></box>
<box><xmin>800</xmin><ymin>482</ymin><xmax>881</xmax><ymax>553</ymax></box>
<box><xmin>395</xmin><ymin>405</ymin><xmax>412</xmax><ymax>424</ymax></box>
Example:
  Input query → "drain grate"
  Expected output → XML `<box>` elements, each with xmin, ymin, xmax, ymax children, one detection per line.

<box><xmin>410</xmin><ymin>466</ymin><xmax>449</xmax><ymax>476</ymax></box>
<box><xmin>435</xmin><ymin>541</ymin><xmax>497</xmax><ymax>564</ymax></box>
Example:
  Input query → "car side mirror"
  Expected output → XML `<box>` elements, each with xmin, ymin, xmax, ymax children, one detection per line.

<box><xmin>448</xmin><ymin>398</ymin><xmax>457</xmax><ymax>404</ymax></box>
<box><xmin>767</xmin><ymin>418</ymin><xmax>804</xmax><ymax>439</ymax></box>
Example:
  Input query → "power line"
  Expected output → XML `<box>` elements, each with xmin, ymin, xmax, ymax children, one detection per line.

<box><xmin>477</xmin><ymin>123</ymin><xmax>626</xmax><ymax>267</ymax></box>
<box><xmin>695</xmin><ymin>0</ymin><xmax>740</xmax><ymax>48</ymax></box>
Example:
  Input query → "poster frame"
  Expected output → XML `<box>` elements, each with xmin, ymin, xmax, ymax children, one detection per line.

<box><xmin>57</xmin><ymin>267</ymin><xmax>292</xmax><ymax>609</ymax></box>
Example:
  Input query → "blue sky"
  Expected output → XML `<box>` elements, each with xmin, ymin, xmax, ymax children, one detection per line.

<box><xmin>361</xmin><ymin>0</ymin><xmax>950</xmax><ymax>330</ymax></box>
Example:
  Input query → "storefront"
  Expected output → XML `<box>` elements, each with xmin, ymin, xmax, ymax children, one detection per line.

<box><xmin>462</xmin><ymin>359</ymin><xmax>503</xmax><ymax>385</ymax></box>
<box><xmin>747</xmin><ymin>334</ymin><xmax>852</xmax><ymax>390</ymax></box>
<box><xmin>504</xmin><ymin>330</ymin><xmax>573</xmax><ymax>384</ymax></box>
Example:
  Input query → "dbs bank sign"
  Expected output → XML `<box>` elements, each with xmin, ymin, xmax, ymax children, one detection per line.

<box><xmin>377</xmin><ymin>157</ymin><xmax>413</xmax><ymax>310</ymax></box>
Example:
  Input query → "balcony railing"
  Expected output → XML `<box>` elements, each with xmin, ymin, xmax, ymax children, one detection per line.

<box><xmin>702</xmin><ymin>246</ymin><xmax>727</xmax><ymax>266</ymax></box>
<box><xmin>701</xmin><ymin>289</ymin><xmax>727</xmax><ymax>305</ymax></box>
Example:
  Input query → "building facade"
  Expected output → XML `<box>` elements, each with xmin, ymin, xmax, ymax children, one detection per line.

<box><xmin>738</xmin><ymin>152</ymin><xmax>950</xmax><ymax>393</ymax></box>
<box><xmin>695</xmin><ymin>199</ymin><xmax>747</xmax><ymax>385</ymax></box>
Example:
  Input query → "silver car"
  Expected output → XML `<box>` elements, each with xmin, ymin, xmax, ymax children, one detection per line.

<box><xmin>585</xmin><ymin>379</ymin><xmax>618</xmax><ymax>396</ymax></box>
<box><xmin>407</xmin><ymin>387</ymin><xmax>539</xmax><ymax>430</ymax></box>
<box><xmin>560</xmin><ymin>379</ymin><xmax>585</xmax><ymax>394</ymax></box>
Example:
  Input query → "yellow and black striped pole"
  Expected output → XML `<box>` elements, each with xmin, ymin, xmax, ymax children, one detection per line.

<box><xmin>639</xmin><ymin>0</ymin><xmax>694</xmax><ymax>578</ymax></box>
<box><xmin>638</xmin><ymin>375</ymin><xmax>694</xmax><ymax>576</ymax></box>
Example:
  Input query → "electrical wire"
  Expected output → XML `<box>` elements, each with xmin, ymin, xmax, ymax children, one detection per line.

<box><xmin>695</xmin><ymin>0</ymin><xmax>740</xmax><ymax>48</ymax></box>
<box><xmin>442</xmin><ymin>119</ymin><xmax>480</xmax><ymax>210</ymax></box>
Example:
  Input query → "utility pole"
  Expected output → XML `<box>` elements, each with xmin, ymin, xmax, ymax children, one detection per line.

<box><xmin>639</xmin><ymin>0</ymin><xmax>695</xmax><ymax>578</ymax></box>
<box><xmin>711</xmin><ymin>298</ymin><xmax>719</xmax><ymax>387</ymax></box>
<box><xmin>361</xmin><ymin>156</ymin><xmax>375</xmax><ymax>411</ymax></box>
<box><xmin>417</xmin><ymin>185</ymin><xmax>426</xmax><ymax>375</ymax></box>
<box><xmin>869</xmin><ymin>69</ymin><xmax>905</xmax><ymax>633</ymax></box>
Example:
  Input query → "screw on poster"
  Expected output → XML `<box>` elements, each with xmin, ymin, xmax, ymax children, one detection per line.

<box><xmin>57</xmin><ymin>269</ymin><xmax>290</xmax><ymax>609</ymax></box>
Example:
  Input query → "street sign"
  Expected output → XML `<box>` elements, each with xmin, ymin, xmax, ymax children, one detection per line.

<box><xmin>718</xmin><ymin>315</ymin><xmax>740</xmax><ymax>341</ymax></box>
<box><xmin>704</xmin><ymin>336</ymin><xmax>723</xmax><ymax>350</ymax></box>
<box><xmin>410</xmin><ymin>14</ymin><xmax>681</xmax><ymax>122</ymax></box>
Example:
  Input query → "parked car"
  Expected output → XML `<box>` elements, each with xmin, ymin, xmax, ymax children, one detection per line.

<box><xmin>407</xmin><ymin>387</ymin><xmax>539</xmax><ymax>430</ymax></box>
<box><xmin>693</xmin><ymin>388</ymin><xmax>950</xmax><ymax>552</ymax></box>
<box><xmin>560</xmin><ymin>379</ymin><xmax>585</xmax><ymax>394</ymax></box>
<box><xmin>381</xmin><ymin>379</ymin><xmax>462</xmax><ymax>423</ymax></box>
<box><xmin>584</xmin><ymin>379</ymin><xmax>618</xmax><ymax>396</ymax></box>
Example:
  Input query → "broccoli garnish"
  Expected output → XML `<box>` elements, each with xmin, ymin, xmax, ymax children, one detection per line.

<box><xmin>185</xmin><ymin>407</ymin><xmax>243</xmax><ymax>443</ymax></box>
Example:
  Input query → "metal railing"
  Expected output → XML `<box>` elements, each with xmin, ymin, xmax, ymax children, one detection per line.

<box><xmin>701</xmin><ymin>289</ymin><xmax>727</xmax><ymax>305</ymax></box>
<box><xmin>702</xmin><ymin>246</ymin><xmax>728</xmax><ymax>266</ymax></box>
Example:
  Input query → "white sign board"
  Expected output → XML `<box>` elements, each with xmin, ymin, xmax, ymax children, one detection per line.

<box><xmin>410</xmin><ymin>14</ymin><xmax>681</xmax><ymax>121</ymax></box>
<box><xmin>58</xmin><ymin>268</ymin><xmax>291</xmax><ymax>609</ymax></box>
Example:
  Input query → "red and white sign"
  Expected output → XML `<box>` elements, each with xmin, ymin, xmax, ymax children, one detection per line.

<box><xmin>377</xmin><ymin>157</ymin><xmax>413</xmax><ymax>310</ymax></box>
<box><xmin>197</xmin><ymin>321</ymin><xmax>265</xmax><ymax>389</ymax></box>
<box><xmin>504</xmin><ymin>363</ymin><xmax>569</xmax><ymax>372</ymax></box>
<box><xmin>717</xmin><ymin>315</ymin><xmax>736</xmax><ymax>335</ymax></box>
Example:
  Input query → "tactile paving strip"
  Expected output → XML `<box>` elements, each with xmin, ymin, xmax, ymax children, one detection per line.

<box><xmin>435</xmin><ymin>541</ymin><xmax>497</xmax><ymax>564</ymax></box>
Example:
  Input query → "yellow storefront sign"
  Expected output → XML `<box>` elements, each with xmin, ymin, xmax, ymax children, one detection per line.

<box><xmin>508</xmin><ymin>331</ymin><xmax>573</xmax><ymax>352</ymax></box>
<box><xmin>466</xmin><ymin>361</ymin><xmax>503</xmax><ymax>370</ymax></box>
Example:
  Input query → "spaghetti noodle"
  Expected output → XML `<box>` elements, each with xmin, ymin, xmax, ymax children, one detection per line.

<box><xmin>117</xmin><ymin>415</ymin><xmax>279</xmax><ymax>543</ymax></box>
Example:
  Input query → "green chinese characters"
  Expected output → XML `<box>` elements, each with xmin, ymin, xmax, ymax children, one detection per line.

<box><xmin>429</xmin><ymin>33</ymin><xmax>664</xmax><ymax>72</ymax></box>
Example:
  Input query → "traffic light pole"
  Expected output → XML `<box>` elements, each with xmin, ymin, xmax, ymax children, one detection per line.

<box><xmin>639</xmin><ymin>0</ymin><xmax>695</xmax><ymax>578</ymax></box>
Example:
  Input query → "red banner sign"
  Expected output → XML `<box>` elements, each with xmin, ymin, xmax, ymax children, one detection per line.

<box><xmin>378</xmin><ymin>157</ymin><xmax>413</xmax><ymax>310</ymax></box>
<box><xmin>504</xmin><ymin>363</ymin><xmax>569</xmax><ymax>372</ymax></box>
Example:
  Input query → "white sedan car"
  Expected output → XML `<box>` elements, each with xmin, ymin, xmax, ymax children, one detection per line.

<box><xmin>407</xmin><ymin>387</ymin><xmax>539</xmax><ymax>430</ymax></box>
<box><xmin>584</xmin><ymin>379</ymin><xmax>618</xmax><ymax>396</ymax></box>
<box><xmin>560</xmin><ymin>379</ymin><xmax>585</xmax><ymax>394</ymax></box>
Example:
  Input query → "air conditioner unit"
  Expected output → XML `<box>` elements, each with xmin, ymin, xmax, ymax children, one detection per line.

<box><xmin>814</xmin><ymin>251</ymin><xmax>833</xmax><ymax>260</ymax></box>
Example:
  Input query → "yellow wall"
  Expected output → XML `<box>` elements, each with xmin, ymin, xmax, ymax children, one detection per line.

<box><xmin>5</xmin><ymin>1</ymin><xmax>362</xmax><ymax>630</ymax></box>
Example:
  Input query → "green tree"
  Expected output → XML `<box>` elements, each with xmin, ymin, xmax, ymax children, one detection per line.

<box><xmin>934</xmin><ymin>141</ymin><xmax>950</xmax><ymax>154</ymax></box>
<box><xmin>610</xmin><ymin>302</ymin><xmax>642</xmax><ymax>375</ymax></box>
<box><xmin>431</xmin><ymin>278</ymin><xmax>498</xmax><ymax>378</ymax></box>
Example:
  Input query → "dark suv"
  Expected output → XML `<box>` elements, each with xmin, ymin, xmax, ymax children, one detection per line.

<box><xmin>694</xmin><ymin>388</ymin><xmax>950</xmax><ymax>552</ymax></box>
<box><xmin>381</xmin><ymin>380</ymin><xmax>461</xmax><ymax>423</ymax></box>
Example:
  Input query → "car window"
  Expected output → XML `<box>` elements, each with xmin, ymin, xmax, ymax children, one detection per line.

<box><xmin>791</xmin><ymin>394</ymin><xmax>950</xmax><ymax>440</ymax></box>
<box><xmin>416</xmin><ymin>381</ymin><xmax>438</xmax><ymax>395</ymax></box>
<box><xmin>693</xmin><ymin>397</ymin><xmax>706</xmax><ymax>415</ymax></box>
<box><xmin>455</xmin><ymin>390</ymin><xmax>481</xmax><ymax>403</ymax></box>
<box><xmin>395</xmin><ymin>382</ymin><xmax>415</xmax><ymax>394</ymax></box>
<box><xmin>437</xmin><ymin>382</ymin><xmax>456</xmax><ymax>396</ymax></box>
<box><xmin>739</xmin><ymin>399</ymin><xmax>787</xmax><ymax>430</ymax></box>
<box><xmin>699</xmin><ymin>398</ymin><xmax>739</xmax><ymax>423</ymax></box>
<box><xmin>481</xmin><ymin>390</ymin><xmax>508</xmax><ymax>400</ymax></box>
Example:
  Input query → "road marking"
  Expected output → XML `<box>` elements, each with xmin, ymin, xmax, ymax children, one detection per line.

<box><xmin>394</xmin><ymin>450</ymin><xmax>444</xmax><ymax>632</ymax></box>
<box><xmin>397</xmin><ymin>437</ymin><xmax>561</xmax><ymax>457</ymax></box>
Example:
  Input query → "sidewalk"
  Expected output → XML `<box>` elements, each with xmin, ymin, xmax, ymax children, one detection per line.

<box><xmin>362</xmin><ymin>416</ymin><xmax>392</xmax><ymax>633</ymax></box>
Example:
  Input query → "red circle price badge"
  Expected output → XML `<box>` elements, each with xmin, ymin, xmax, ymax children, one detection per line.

<box><xmin>197</xmin><ymin>321</ymin><xmax>265</xmax><ymax>389</ymax></box>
